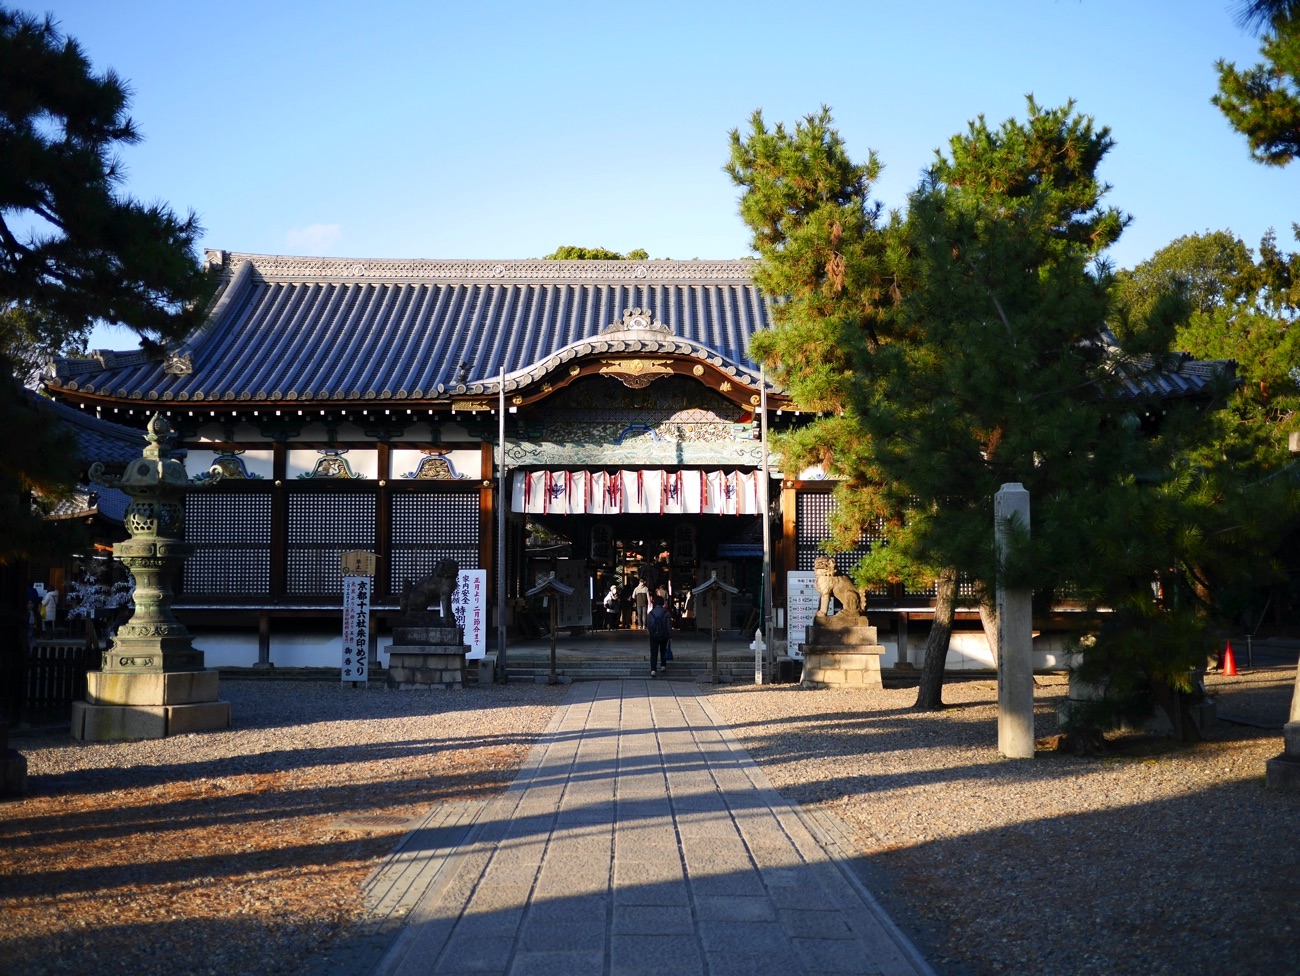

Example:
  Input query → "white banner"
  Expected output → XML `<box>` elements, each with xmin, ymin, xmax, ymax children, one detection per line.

<box><xmin>786</xmin><ymin>571</ymin><xmax>820</xmax><ymax>661</ymax></box>
<box><xmin>450</xmin><ymin>569</ymin><xmax>488</xmax><ymax>660</ymax></box>
<box><xmin>514</xmin><ymin>469</ymin><xmax>765</xmax><ymax>515</ymax></box>
<box><xmin>342</xmin><ymin>575</ymin><xmax>371</xmax><ymax>682</ymax></box>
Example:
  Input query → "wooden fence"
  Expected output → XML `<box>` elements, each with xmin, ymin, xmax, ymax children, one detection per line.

<box><xmin>20</xmin><ymin>638</ymin><xmax>100</xmax><ymax>726</ymax></box>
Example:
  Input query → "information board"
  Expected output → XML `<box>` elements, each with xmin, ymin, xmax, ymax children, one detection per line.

<box><xmin>342</xmin><ymin>575</ymin><xmax>371</xmax><ymax>683</ymax></box>
<box><xmin>451</xmin><ymin>569</ymin><xmax>488</xmax><ymax>660</ymax></box>
<box><xmin>786</xmin><ymin>571</ymin><xmax>819</xmax><ymax>661</ymax></box>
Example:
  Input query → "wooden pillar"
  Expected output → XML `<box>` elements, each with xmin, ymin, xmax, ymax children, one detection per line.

<box><xmin>375</xmin><ymin>442</ymin><xmax>392</xmax><ymax>600</ymax></box>
<box><xmin>780</xmin><ymin>479</ymin><xmax>798</xmax><ymax>605</ymax></box>
<box><xmin>257</xmin><ymin>610</ymin><xmax>271</xmax><ymax>668</ymax></box>
<box><xmin>896</xmin><ymin>611</ymin><xmax>910</xmax><ymax>667</ymax></box>
<box><xmin>480</xmin><ymin>443</ymin><xmax>495</xmax><ymax>579</ymax></box>
<box><xmin>270</xmin><ymin>441</ymin><xmax>288</xmax><ymax>598</ymax></box>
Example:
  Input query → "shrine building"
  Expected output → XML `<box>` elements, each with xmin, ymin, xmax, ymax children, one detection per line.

<box><xmin>41</xmin><ymin>250</ymin><xmax>1229</xmax><ymax>669</ymax></box>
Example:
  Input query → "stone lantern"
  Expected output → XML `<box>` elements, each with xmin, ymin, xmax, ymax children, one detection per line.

<box><xmin>71</xmin><ymin>414</ymin><xmax>230</xmax><ymax>740</ymax></box>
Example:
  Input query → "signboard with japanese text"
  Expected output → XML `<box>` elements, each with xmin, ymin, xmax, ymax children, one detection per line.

<box><xmin>786</xmin><ymin>571</ymin><xmax>819</xmax><ymax>661</ymax></box>
<box><xmin>450</xmin><ymin>569</ymin><xmax>488</xmax><ymax>659</ymax></box>
<box><xmin>554</xmin><ymin>558</ymin><xmax>590</xmax><ymax>628</ymax></box>
<box><xmin>341</xmin><ymin>550</ymin><xmax>378</xmax><ymax>577</ymax></box>
<box><xmin>342</xmin><ymin>575</ymin><xmax>371</xmax><ymax>682</ymax></box>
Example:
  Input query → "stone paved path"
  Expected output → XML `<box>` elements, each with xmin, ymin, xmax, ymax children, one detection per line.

<box><xmin>371</xmin><ymin>679</ymin><xmax>935</xmax><ymax>976</ymax></box>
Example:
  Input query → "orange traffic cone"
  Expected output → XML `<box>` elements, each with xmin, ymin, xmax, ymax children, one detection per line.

<box><xmin>1222</xmin><ymin>640</ymin><xmax>1238</xmax><ymax>676</ymax></box>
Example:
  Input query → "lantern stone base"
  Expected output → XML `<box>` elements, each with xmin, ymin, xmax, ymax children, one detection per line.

<box><xmin>1</xmin><ymin>728</ymin><xmax>26</xmax><ymax>798</ymax></box>
<box><xmin>800</xmin><ymin>614</ymin><xmax>885</xmax><ymax>690</ymax></box>
<box><xmin>387</xmin><ymin>622</ymin><xmax>468</xmax><ymax>690</ymax></box>
<box><xmin>1266</xmin><ymin>722</ymin><xmax>1300</xmax><ymax>790</ymax></box>
<box><xmin>71</xmin><ymin>669</ymin><xmax>229</xmax><ymax>741</ymax></box>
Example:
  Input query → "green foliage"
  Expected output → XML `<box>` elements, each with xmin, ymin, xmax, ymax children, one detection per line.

<box><xmin>1118</xmin><ymin>229</ymin><xmax>1300</xmax><ymax>634</ymax></box>
<box><xmin>0</xmin><ymin>7</ymin><xmax>211</xmax><ymax>563</ymax></box>
<box><xmin>1214</xmin><ymin>5</ymin><xmax>1300</xmax><ymax>166</ymax></box>
<box><xmin>732</xmin><ymin>98</ymin><xmax>1231</xmax><ymax>719</ymax></box>
<box><xmin>0</xmin><ymin>301</ymin><xmax>86</xmax><ymax>382</ymax></box>
<box><xmin>544</xmin><ymin>245</ymin><xmax>649</xmax><ymax>261</ymax></box>
<box><xmin>0</xmin><ymin>352</ymin><xmax>83</xmax><ymax>562</ymax></box>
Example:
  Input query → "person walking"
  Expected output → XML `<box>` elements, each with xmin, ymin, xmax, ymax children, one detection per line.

<box><xmin>633</xmin><ymin>579</ymin><xmax>650</xmax><ymax>629</ymax></box>
<box><xmin>646</xmin><ymin>594</ymin><xmax>671</xmax><ymax>677</ymax></box>
<box><xmin>41</xmin><ymin>586</ymin><xmax>58</xmax><ymax>633</ymax></box>
<box><xmin>603</xmin><ymin>583</ymin><xmax>620</xmax><ymax>629</ymax></box>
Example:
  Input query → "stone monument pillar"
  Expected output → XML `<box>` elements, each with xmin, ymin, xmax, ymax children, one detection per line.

<box><xmin>996</xmin><ymin>483</ymin><xmax>1035</xmax><ymax>759</ymax></box>
<box><xmin>1265</xmin><ymin>665</ymin><xmax>1300</xmax><ymax>790</ymax></box>
<box><xmin>70</xmin><ymin>415</ymin><xmax>230</xmax><ymax>740</ymax></box>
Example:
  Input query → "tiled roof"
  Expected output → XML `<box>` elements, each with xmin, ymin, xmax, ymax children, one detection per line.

<box><xmin>45</xmin><ymin>252</ymin><xmax>773</xmax><ymax>404</ymax></box>
<box><xmin>35</xmin><ymin>396</ymin><xmax>141</xmax><ymax>525</ymax></box>
<box><xmin>44</xmin><ymin>395</ymin><xmax>145</xmax><ymax>465</ymax></box>
<box><xmin>41</xmin><ymin>252</ymin><xmax>1233</xmax><ymax>410</ymax></box>
<box><xmin>1091</xmin><ymin>332</ymin><xmax>1235</xmax><ymax>402</ymax></box>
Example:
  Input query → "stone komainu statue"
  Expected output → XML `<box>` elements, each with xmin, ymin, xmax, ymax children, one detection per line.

<box><xmin>813</xmin><ymin>556</ymin><xmax>864</xmax><ymax>618</ymax></box>
<box><xmin>400</xmin><ymin>559</ymin><xmax>460</xmax><ymax>619</ymax></box>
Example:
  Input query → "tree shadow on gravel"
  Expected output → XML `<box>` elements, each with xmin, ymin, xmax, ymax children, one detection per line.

<box><xmin>21</xmin><ymin>729</ymin><xmax>544</xmax><ymax>799</ymax></box>
<box><xmin>850</xmin><ymin>777</ymin><xmax>1300</xmax><ymax>976</ymax></box>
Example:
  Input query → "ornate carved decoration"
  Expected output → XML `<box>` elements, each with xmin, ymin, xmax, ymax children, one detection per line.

<box><xmin>402</xmin><ymin>449</ymin><xmax>468</xmax><ymax>480</ymax></box>
<box><xmin>194</xmin><ymin>449</ymin><xmax>263</xmax><ymax>483</ymax></box>
<box><xmin>298</xmin><ymin>449</ymin><xmax>363</xmax><ymax>480</ymax></box>
<box><xmin>163</xmin><ymin>353</ymin><xmax>193</xmax><ymax>375</ymax></box>
<box><xmin>599</xmin><ymin>358</ymin><xmax>675</xmax><ymax>389</ymax></box>
<box><xmin>601</xmin><ymin>307</ymin><xmax>672</xmax><ymax>335</ymax></box>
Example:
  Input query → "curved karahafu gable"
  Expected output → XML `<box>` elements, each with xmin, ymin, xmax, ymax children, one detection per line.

<box><xmin>43</xmin><ymin>251</ymin><xmax>784</xmax><ymax>412</ymax></box>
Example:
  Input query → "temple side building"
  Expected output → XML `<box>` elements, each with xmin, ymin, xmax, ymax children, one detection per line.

<box><xmin>42</xmin><ymin>251</ymin><xmax>1230</xmax><ymax>670</ymax></box>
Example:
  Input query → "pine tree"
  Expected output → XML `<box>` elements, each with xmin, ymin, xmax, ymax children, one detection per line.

<box><xmin>0</xmin><ymin>8</ymin><xmax>212</xmax><ymax>564</ymax></box>
<box><xmin>732</xmin><ymin>100</ymin><xmax>1222</xmax><ymax>718</ymax></box>
<box><xmin>1214</xmin><ymin>1</ymin><xmax>1300</xmax><ymax>167</ymax></box>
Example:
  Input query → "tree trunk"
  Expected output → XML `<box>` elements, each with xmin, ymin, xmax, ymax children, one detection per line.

<box><xmin>914</xmin><ymin>567</ymin><xmax>958</xmax><ymax>711</ymax></box>
<box><xmin>977</xmin><ymin>586</ymin><xmax>998</xmax><ymax>668</ymax></box>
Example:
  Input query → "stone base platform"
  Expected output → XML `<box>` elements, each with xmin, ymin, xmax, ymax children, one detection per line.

<box><xmin>388</xmin><ymin>621</ymin><xmax>469</xmax><ymax>689</ymax></box>
<box><xmin>1266</xmin><ymin>722</ymin><xmax>1300</xmax><ymax>790</ymax></box>
<box><xmin>1266</xmin><ymin>754</ymin><xmax>1300</xmax><ymax>790</ymax></box>
<box><xmin>71</xmin><ymin>667</ymin><xmax>229</xmax><ymax>741</ymax></box>
<box><xmin>2</xmin><ymin>727</ymin><xmax>26</xmax><ymax>798</ymax></box>
<box><xmin>71</xmin><ymin>699</ymin><xmax>231</xmax><ymax>741</ymax></box>
<box><xmin>800</xmin><ymin>613</ymin><xmax>885</xmax><ymax>689</ymax></box>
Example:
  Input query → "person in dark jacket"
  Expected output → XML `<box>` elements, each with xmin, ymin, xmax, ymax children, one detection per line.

<box><xmin>646</xmin><ymin>595</ymin><xmax>671</xmax><ymax>677</ymax></box>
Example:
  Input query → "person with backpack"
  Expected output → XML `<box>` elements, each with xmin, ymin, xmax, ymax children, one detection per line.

<box><xmin>646</xmin><ymin>594</ymin><xmax>672</xmax><ymax>677</ymax></box>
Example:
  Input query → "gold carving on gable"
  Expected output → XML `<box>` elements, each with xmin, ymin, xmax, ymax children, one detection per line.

<box><xmin>599</xmin><ymin>359</ymin><xmax>675</xmax><ymax>389</ymax></box>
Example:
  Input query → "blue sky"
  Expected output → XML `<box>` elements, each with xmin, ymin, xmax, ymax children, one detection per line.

<box><xmin>30</xmin><ymin>1</ymin><xmax>1296</xmax><ymax>349</ymax></box>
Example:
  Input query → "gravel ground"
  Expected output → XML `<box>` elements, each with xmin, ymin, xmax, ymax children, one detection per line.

<box><xmin>0</xmin><ymin>680</ymin><xmax>568</xmax><ymax>976</ymax></box>
<box><xmin>3</xmin><ymin>668</ymin><xmax>1297</xmax><ymax>976</ymax></box>
<box><xmin>706</xmin><ymin>668</ymin><xmax>1300</xmax><ymax>976</ymax></box>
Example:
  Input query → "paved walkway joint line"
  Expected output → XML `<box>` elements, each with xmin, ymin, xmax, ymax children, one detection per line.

<box><xmin>371</xmin><ymin>680</ymin><xmax>936</xmax><ymax>976</ymax></box>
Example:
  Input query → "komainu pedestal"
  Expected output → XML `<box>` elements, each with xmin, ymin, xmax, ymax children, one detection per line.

<box><xmin>800</xmin><ymin>613</ymin><xmax>886</xmax><ymax>690</ymax></box>
<box><xmin>387</xmin><ymin>624</ymin><xmax>469</xmax><ymax>690</ymax></box>
<box><xmin>71</xmin><ymin>415</ymin><xmax>229</xmax><ymax>741</ymax></box>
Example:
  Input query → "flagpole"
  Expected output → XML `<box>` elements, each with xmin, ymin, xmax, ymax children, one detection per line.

<box><xmin>497</xmin><ymin>365</ymin><xmax>508</xmax><ymax>683</ymax></box>
<box><xmin>760</xmin><ymin>365</ymin><xmax>775</xmax><ymax>680</ymax></box>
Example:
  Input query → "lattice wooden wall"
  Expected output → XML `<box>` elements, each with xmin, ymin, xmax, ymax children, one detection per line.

<box><xmin>184</xmin><ymin>494</ymin><xmax>272</xmax><ymax>595</ymax></box>
<box><xmin>389</xmin><ymin>493</ymin><xmax>480</xmax><ymax>591</ymax></box>
<box><xmin>287</xmin><ymin>492</ymin><xmax>376</xmax><ymax>595</ymax></box>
